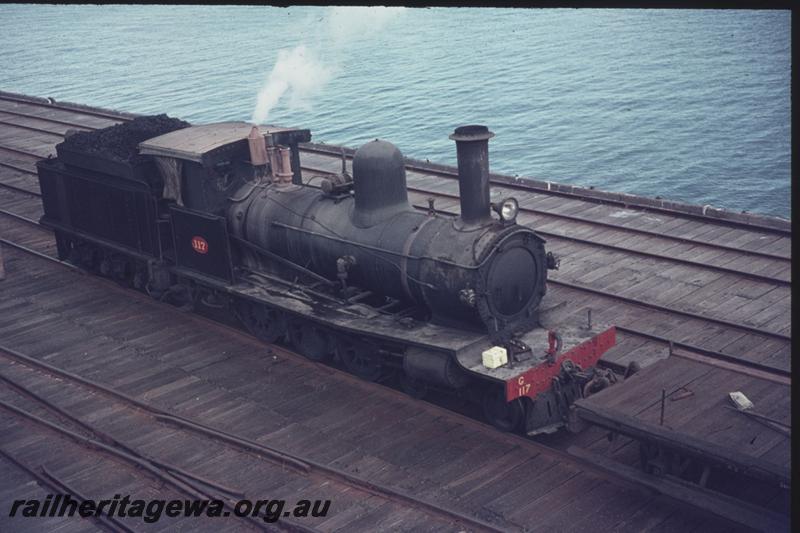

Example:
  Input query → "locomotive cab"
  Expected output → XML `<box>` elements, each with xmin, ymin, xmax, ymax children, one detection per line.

<box><xmin>138</xmin><ymin>122</ymin><xmax>311</xmax><ymax>284</ymax></box>
<box><xmin>139</xmin><ymin>122</ymin><xmax>311</xmax><ymax>216</ymax></box>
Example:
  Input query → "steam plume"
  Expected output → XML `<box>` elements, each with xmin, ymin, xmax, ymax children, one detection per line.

<box><xmin>251</xmin><ymin>7</ymin><xmax>405</xmax><ymax>124</ymax></box>
<box><xmin>251</xmin><ymin>45</ymin><xmax>331</xmax><ymax>124</ymax></box>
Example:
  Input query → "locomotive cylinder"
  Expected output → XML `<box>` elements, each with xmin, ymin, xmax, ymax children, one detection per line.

<box><xmin>449</xmin><ymin>125</ymin><xmax>495</xmax><ymax>225</ymax></box>
<box><xmin>403</xmin><ymin>347</ymin><xmax>471</xmax><ymax>389</ymax></box>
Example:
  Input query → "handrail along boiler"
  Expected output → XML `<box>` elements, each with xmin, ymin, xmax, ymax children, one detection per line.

<box><xmin>36</xmin><ymin>116</ymin><xmax>617</xmax><ymax>434</ymax></box>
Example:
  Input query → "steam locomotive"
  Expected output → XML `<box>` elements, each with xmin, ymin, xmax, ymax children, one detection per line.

<box><xmin>36</xmin><ymin>116</ymin><xmax>617</xmax><ymax>434</ymax></box>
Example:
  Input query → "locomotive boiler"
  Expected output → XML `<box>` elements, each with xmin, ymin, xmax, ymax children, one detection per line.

<box><xmin>36</xmin><ymin>115</ymin><xmax>618</xmax><ymax>435</ymax></box>
<box><xmin>228</xmin><ymin>125</ymin><xmax>549</xmax><ymax>339</ymax></box>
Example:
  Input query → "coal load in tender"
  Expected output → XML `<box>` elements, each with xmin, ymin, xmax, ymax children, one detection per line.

<box><xmin>58</xmin><ymin>115</ymin><xmax>191</xmax><ymax>187</ymax></box>
<box><xmin>62</xmin><ymin>114</ymin><xmax>191</xmax><ymax>164</ymax></box>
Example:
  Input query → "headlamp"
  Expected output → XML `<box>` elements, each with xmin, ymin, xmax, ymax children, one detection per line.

<box><xmin>493</xmin><ymin>197</ymin><xmax>519</xmax><ymax>222</ymax></box>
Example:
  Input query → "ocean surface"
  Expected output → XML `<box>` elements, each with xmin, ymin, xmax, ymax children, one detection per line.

<box><xmin>0</xmin><ymin>6</ymin><xmax>791</xmax><ymax>218</ymax></box>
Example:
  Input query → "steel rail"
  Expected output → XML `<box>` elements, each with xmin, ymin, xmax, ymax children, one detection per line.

<box><xmin>0</xmin><ymin>101</ymin><xmax>790</xmax><ymax>249</ymax></box>
<box><xmin>0</xmin><ymin>142</ymin><xmax>52</xmax><ymax>160</ymax></box>
<box><xmin>549</xmin><ymin>277</ymin><xmax>789</xmax><ymax>342</ymax></box>
<box><xmin>302</xmin><ymin>142</ymin><xmax>792</xmax><ymax>236</ymax></box>
<box><xmin>0</xmin><ymin>341</ymin><xmax>506</xmax><ymax>533</ymax></box>
<box><xmin>0</xmin><ymin>93</ymin><xmax>135</xmax><ymax>123</ymax></box>
<box><xmin>0</xmin><ymin>400</ymin><xmax>278</xmax><ymax>533</ymax></box>
<box><xmin>4</xmin><ymin>200</ymin><xmax>789</xmax><ymax>347</ymax></box>
<box><xmin>615</xmin><ymin>328</ymin><xmax>790</xmax><ymax>380</ymax></box>
<box><xmin>1</xmin><ymin>199</ymin><xmax>789</xmax><ymax>376</ymax></box>
<box><xmin>39</xmin><ymin>467</ymin><xmax>137</xmax><ymax>533</ymax></box>
<box><xmin>0</xmin><ymin>207</ymin><xmax>40</xmax><ymax>227</ymax></box>
<box><xmin>300</xmin><ymin>155</ymin><xmax>791</xmax><ymax>261</ymax></box>
<box><xmin>0</xmin><ymin>370</ymin><xmax>247</xmax><ymax>499</ymax></box>
<box><xmin>299</xmin><ymin>163</ymin><xmax>790</xmax><ymax>287</ymax></box>
<box><xmin>671</xmin><ymin>349</ymin><xmax>790</xmax><ymax>385</ymax></box>
<box><xmin>6</xmin><ymin>237</ymin><xmax>788</xmax><ymax>529</ymax></box>
<box><xmin>0</xmin><ymin>117</ymin><xmax>75</xmax><ymax>137</ymax></box>
<box><xmin>0</xmin><ymin>237</ymin><xmax>67</xmax><ymax>265</ymax></box>
<box><xmin>566</xmin><ymin>444</ymin><xmax>788</xmax><ymax>533</ymax></box>
<box><xmin>0</xmin><ymin>447</ymin><xmax>134</xmax><ymax>533</ymax></box>
<box><xmin>0</xmin><ymin>177</ymin><xmax>40</xmax><ymax>197</ymax></box>
<box><xmin>0</xmin><ymin>105</ymin><xmax>104</xmax><ymax>130</ymax></box>
<box><xmin>0</xmin><ymin>159</ymin><xmax>38</xmax><ymax>177</ymax></box>
<box><xmin>409</xmin><ymin>185</ymin><xmax>791</xmax><ymax>263</ymax></box>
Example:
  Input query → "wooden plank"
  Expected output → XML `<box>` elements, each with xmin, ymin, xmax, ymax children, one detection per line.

<box><xmin>561</xmin><ymin>480</ymin><xmax>655</xmax><ymax>533</ymax></box>
<box><xmin>487</xmin><ymin>457</ymin><xmax>579</xmax><ymax>519</ymax></box>
<box><xmin>510</xmin><ymin>473</ymin><xmax>606</xmax><ymax>528</ymax></box>
<box><xmin>638</xmin><ymin>371</ymin><xmax>768</xmax><ymax>440</ymax></box>
<box><xmin>585</xmin><ymin>359</ymin><xmax>709</xmax><ymax>415</ymax></box>
<box><xmin>459</xmin><ymin>453</ymin><xmax>555</xmax><ymax>510</ymax></box>
<box><xmin>751</xmin><ymin>236</ymin><xmax>790</xmax><ymax>257</ymax></box>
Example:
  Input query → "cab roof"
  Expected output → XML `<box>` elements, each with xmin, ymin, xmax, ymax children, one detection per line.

<box><xmin>138</xmin><ymin>122</ymin><xmax>311</xmax><ymax>164</ymax></box>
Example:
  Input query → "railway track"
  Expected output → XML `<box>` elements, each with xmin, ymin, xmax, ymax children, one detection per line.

<box><xmin>0</xmin><ymin>98</ymin><xmax>790</xmax><ymax>255</ymax></box>
<box><xmin>0</xmin><ymin>92</ymin><xmax>138</xmax><ymax>122</ymax></box>
<box><xmin>0</xmin><ymin>137</ymin><xmax>791</xmax><ymax>286</ymax></box>
<box><xmin>0</xmin><ymin>117</ymin><xmax>791</xmax><ymax>373</ymax></box>
<box><xmin>0</xmin><ymin>99</ymin><xmax>790</xmax><ymax>399</ymax></box>
<box><xmin>0</xmin><ymin>91</ymin><xmax>790</xmax><ymax>233</ymax></box>
<box><xmin>305</xmin><ymin>167</ymin><xmax>790</xmax><ymax>286</ymax></box>
<box><xmin>0</xmin><ymin>193</ymin><xmax>790</xmax><ymax>385</ymax></box>
<box><xmin>0</xmin><ymin>206</ymin><xmax>38</xmax><ymax>227</ymax></box>
<box><xmin>0</xmin><ymin>177</ymin><xmax>38</xmax><ymax>197</ymax></box>
<box><xmin>300</xmin><ymin>156</ymin><xmax>790</xmax><ymax>269</ymax></box>
<box><xmin>0</xmin><ymin>139</ymin><xmax>789</xmax><ymax>289</ymax></box>
<box><xmin>0</xmin><ymin>229</ymin><xmax>764</xmax><ymax>532</ymax></box>
<box><xmin>0</xmin><ymin>446</ymin><xmax>138</xmax><ymax>533</ymax></box>
<box><xmin>2</xmin><ymin>240</ymin><xmax>519</xmax><ymax>530</ymax></box>
<box><xmin>0</xmin><ymin>342</ymin><xmax>503</xmax><ymax>533</ymax></box>
<box><xmin>0</xmin><ymin>117</ymin><xmax>87</xmax><ymax>137</ymax></box>
<box><xmin>1</xmin><ymin>202</ymin><xmax>791</xmax><ymax>380</ymax></box>
<box><xmin>0</xmin><ymin>394</ymin><xmax>272</xmax><ymax>533</ymax></box>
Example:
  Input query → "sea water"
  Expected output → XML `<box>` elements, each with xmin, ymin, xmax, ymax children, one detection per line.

<box><xmin>0</xmin><ymin>6</ymin><xmax>790</xmax><ymax>218</ymax></box>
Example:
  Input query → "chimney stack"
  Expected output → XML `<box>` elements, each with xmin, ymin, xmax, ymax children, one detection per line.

<box><xmin>449</xmin><ymin>125</ymin><xmax>494</xmax><ymax>225</ymax></box>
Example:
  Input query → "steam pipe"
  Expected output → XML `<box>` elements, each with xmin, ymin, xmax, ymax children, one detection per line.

<box><xmin>277</xmin><ymin>146</ymin><xmax>293</xmax><ymax>183</ymax></box>
<box><xmin>290</xmin><ymin>142</ymin><xmax>303</xmax><ymax>185</ymax></box>
<box><xmin>449</xmin><ymin>125</ymin><xmax>495</xmax><ymax>224</ymax></box>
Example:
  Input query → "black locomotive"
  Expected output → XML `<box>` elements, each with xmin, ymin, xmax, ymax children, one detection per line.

<box><xmin>36</xmin><ymin>116</ymin><xmax>617</xmax><ymax>434</ymax></box>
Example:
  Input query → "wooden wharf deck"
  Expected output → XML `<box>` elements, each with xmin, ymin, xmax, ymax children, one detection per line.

<box><xmin>0</xmin><ymin>235</ymin><xmax>749</xmax><ymax>532</ymax></box>
<box><xmin>0</xmin><ymin>89</ymin><xmax>791</xmax><ymax>532</ymax></box>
